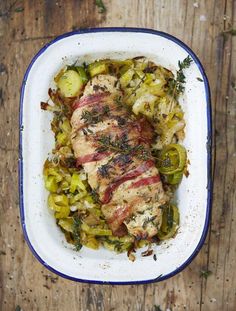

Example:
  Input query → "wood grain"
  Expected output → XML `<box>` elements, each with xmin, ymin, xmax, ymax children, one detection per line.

<box><xmin>0</xmin><ymin>0</ymin><xmax>235</xmax><ymax>310</ymax></box>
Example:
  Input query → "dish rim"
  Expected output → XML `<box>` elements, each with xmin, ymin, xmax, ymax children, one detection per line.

<box><xmin>19</xmin><ymin>27</ymin><xmax>212</xmax><ymax>285</ymax></box>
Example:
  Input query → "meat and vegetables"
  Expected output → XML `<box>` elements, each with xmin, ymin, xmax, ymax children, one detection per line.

<box><xmin>42</xmin><ymin>56</ymin><xmax>191</xmax><ymax>257</ymax></box>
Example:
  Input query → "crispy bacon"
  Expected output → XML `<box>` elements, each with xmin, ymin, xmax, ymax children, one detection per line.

<box><xmin>107</xmin><ymin>204</ymin><xmax>130</xmax><ymax>231</ymax></box>
<box><xmin>76</xmin><ymin>151</ymin><xmax>111</xmax><ymax>166</ymax></box>
<box><xmin>101</xmin><ymin>160</ymin><xmax>155</xmax><ymax>204</ymax></box>
<box><xmin>72</xmin><ymin>92</ymin><xmax>110</xmax><ymax>110</ymax></box>
<box><xmin>129</xmin><ymin>175</ymin><xmax>160</xmax><ymax>189</ymax></box>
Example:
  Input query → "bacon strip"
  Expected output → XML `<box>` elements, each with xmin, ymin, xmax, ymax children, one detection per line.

<box><xmin>101</xmin><ymin>160</ymin><xmax>155</xmax><ymax>204</ymax></box>
<box><xmin>72</xmin><ymin>92</ymin><xmax>110</xmax><ymax>110</ymax></box>
<box><xmin>107</xmin><ymin>205</ymin><xmax>130</xmax><ymax>231</ymax></box>
<box><xmin>129</xmin><ymin>175</ymin><xmax>160</xmax><ymax>189</ymax></box>
<box><xmin>76</xmin><ymin>151</ymin><xmax>111</xmax><ymax>166</ymax></box>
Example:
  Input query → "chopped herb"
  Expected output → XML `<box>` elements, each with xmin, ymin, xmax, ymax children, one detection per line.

<box><xmin>168</xmin><ymin>55</ymin><xmax>193</xmax><ymax>99</ymax></box>
<box><xmin>200</xmin><ymin>269</ymin><xmax>212</xmax><ymax>279</ymax></box>
<box><xmin>82</xmin><ymin>128</ymin><xmax>88</xmax><ymax>136</ymax></box>
<box><xmin>81</xmin><ymin>106</ymin><xmax>110</xmax><ymax>125</ymax></box>
<box><xmin>116</xmin><ymin>116</ymin><xmax>126</xmax><ymax>126</ymax></box>
<box><xmin>72</xmin><ymin>216</ymin><xmax>82</xmax><ymax>251</ymax></box>
<box><xmin>166</xmin><ymin>205</ymin><xmax>174</xmax><ymax>229</ymax></box>
<box><xmin>95</xmin><ymin>0</ymin><xmax>106</xmax><ymax>13</ymax></box>
<box><xmin>197</xmin><ymin>77</ymin><xmax>204</xmax><ymax>82</ymax></box>
<box><xmin>142</xmin><ymin>216</ymin><xmax>156</xmax><ymax>229</ymax></box>
<box><xmin>231</xmin><ymin>81</ymin><xmax>236</xmax><ymax>91</ymax></box>
<box><xmin>15</xmin><ymin>7</ymin><xmax>24</xmax><ymax>12</ymax></box>
<box><xmin>96</xmin><ymin>134</ymin><xmax>154</xmax><ymax>161</ymax></box>
<box><xmin>90</xmin><ymin>188</ymin><xmax>100</xmax><ymax>203</ymax></box>
<box><xmin>154</xmin><ymin>305</ymin><xmax>162</xmax><ymax>311</ymax></box>
<box><xmin>98</xmin><ymin>163</ymin><xmax>111</xmax><ymax>178</ymax></box>
<box><xmin>222</xmin><ymin>28</ymin><xmax>236</xmax><ymax>36</ymax></box>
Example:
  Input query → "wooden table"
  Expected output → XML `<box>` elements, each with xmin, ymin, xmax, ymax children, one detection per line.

<box><xmin>0</xmin><ymin>1</ymin><xmax>235</xmax><ymax>310</ymax></box>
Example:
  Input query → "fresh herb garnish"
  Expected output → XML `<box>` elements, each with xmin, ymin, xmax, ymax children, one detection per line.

<box><xmin>142</xmin><ymin>216</ymin><xmax>157</xmax><ymax>229</ymax></box>
<box><xmin>96</xmin><ymin>134</ymin><xmax>130</xmax><ymax>153</ymax></box>
<box><xmin>95</xmin><ymin>0</ymin><xmax>106</xmax><ymax>13</ymax></box>
<box><xmin>81</xmin><ymin>106</ymin><xmax>110</xmax><ymax>125</ymax></box>
<box><xmin>98</xmin><ymin>163</ymin><xmax>111</xmax><ymax>178</ymax></box>
<box><xmin>154</xmin><ymin>305</ymin><xmax>162</xmax><ymax>311</ymax></box>
<box><xmin>168</xmin><ymin>55</ymin><xmax>193</xmax><ymax>99</ymax></box>
<box><xmin>200</xmin><ymin>269</ymin><xmax>212</xmax><ymax>279</ymax></box>
<box><xmin>90</xmin><ymin>188</ymin><xmax>100</xmax><ymax>203</ymax></box>
<box><xmin>15</xmin><ymin>7</ymin><xmax>24</xmax><ymax>12</ymax></box>
<box><xmin>72</xmin><ymin>216</ymin><xmax>82</xmax><ymax>251</ymax></box>
<box><xmin>96</xmin><ymin>134</ymin><xmax>153</xmax><ymax>161</ymax></box>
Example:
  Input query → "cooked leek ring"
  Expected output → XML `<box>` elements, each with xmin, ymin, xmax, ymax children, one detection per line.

<box><xmin>88</xmin><ymin>61</ymin><xmax>108</xmax><ymax>77</ymax></box>
<box><xmin>57</xmin><ymin>70</ymin><xmax>83</xmax><ymax>97</ymax></box>
<box><xmin>158</xmin><ymin>144</ymin><xmax>187</xmax><ymax>175</ymax></box>
<box><xmin>157</xmin><ymin>205</ymin><xmax>179</xmax><ymax>240</ymax></box>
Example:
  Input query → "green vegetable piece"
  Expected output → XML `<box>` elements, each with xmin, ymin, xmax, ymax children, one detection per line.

<box><xmin>58</xmin><ymin>218</ymin><xmax>74</xmax><ymax>232</ymax></box>
<box><xmin>57</xmin><ymin>70</ymin><xmax>83</xmax><ymax>97</ymax></box>
<box><xmin>166</xmin><ymin>171</ymin><xmax>183</xmax><ymax>185</ymax></box>
<box><xmin>48</xmin><ymin>194</ymin><xmax>70</xmax><ymax>219</ymax></box>
<box><xmin>70</xmin><ymin>173</ymin><xmax>86</xmax><ymax>193</ymax></box>
<box><xmin>88</xmin><ymin>61</ymin><xmax>108</xmax><ymax>77</ymax></box>
<box><xmin>60</xmin><ymin>119</ymin><xmax>71</xmax><ymax>133</ymax></box>
<box><xmin>81</xmin><ymin>223</ymin><xmax>112</xmax><ymax>236</ymax></box>
<box><xmin>158</xmin><ymin>144</ymin><xmax>187</xmax><ymax>175</ymax></box>
<box><xmin>119</xmin><ymin>68</ymin><xmax>135</xmax><ymax>88</ymax></box>
<box><xmin>56</xmin><ymin>132</ymin><xmax>68</xmax><ymax>145</ymax></box>
<box><xmin>75</xmin><ymin>66</ymin><xmax>88</xmax><ymax>83</ymax></box>
<box><xmin>158</xmin><ymin>205</ymin><xmax>179</xmax><ymax>240</ymax></box>
<box><xmin>45</xmin><ymin>176</ymin><xmax>58</xmax><ymax>193</ymax></box>
<box><xmin>47</xmin><ymin>168</ymin><xmax>63</xmax><ymax>182</ymax></box>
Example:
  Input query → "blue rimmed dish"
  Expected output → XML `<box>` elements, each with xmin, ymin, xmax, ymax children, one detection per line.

<box><xmin>19</xmin><ymin>27</ymin><xmax>212</xmax><ymax>284</ymax></box>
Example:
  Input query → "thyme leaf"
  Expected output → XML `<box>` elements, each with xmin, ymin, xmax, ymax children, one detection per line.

<box><xmin>200</xmin><ymin>270</ymin><xmax>212</xmax><ymax>279</ymax></box>
<box><xmin>81</xmin><ymin>105</ymin><xmax>110</xmax><ymax>125</ymax></box>
<box><xmin>168</xmin><ymin>55</ymin><xmax>193</xmax><ymax>99</ymax></box>
<box><xmin>95</xmin><ymin>0</ymin><xmax>106</xmax><ymax>13</ymax></box>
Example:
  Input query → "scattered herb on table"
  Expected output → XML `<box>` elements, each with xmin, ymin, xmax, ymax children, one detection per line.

<box><xmin>95</xmin><ymin>0</ymin><xmax>106</xmax><ymax>13</ymax></box>
<box><xmin>15</xmin><ymin>7</ymin><xmax>24</xmax><ymax>12</ymax></box>
<box><xmin>222</xmin><ymin>28</ymin><xmax>236</xmax><ymax>36</ymax></box>
<box><xmin>200</xmin><ymin>269</ymin><xmax>212</xmax><ymax>279</ymax></box>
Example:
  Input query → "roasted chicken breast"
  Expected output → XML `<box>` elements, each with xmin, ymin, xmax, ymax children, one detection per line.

<box><xmin>71</xmin><ymin>74</ymin><xmax>167</xmax><ymax>239</ymax></box>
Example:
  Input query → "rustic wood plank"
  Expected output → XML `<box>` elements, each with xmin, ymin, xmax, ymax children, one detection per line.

<box><xmin>0</xmin><ymin>0</ymin><xmax>235</xmax><ymax>310</ymax></box>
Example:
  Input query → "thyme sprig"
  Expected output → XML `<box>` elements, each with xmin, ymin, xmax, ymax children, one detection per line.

<box><xmin>95</xmin><ymin>0</ymin><xmax>106</xmax><ymax>13</ymax></box>
<box><xmin>96</xmin><ymin>134</ymin><xmax>152</xmax><ymax>161</ymax></box>
<box><xmin>168</xmin><ymin>55</ymin><xmax>193</xmax><ymax>99</ymax></box>
<box><xmin>81</xmin><ymin>105</ymin><xmax>110</xmax><ymax>125</ymax></box>
<box><xmin>72</xmin><ymin>216</ymin><xmax>82</xmax><ymax>251</ymax></box>
<box><xmin>200</xmin><ymin>269</ymin><xmax>212</xmax><ymax>279</ymax></box>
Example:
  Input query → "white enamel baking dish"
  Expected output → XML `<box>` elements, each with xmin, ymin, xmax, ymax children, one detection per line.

<box><xmin>19</xmin><ymin>28</ymin><xmax>212</xmax><ymax>284</ymax></box>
